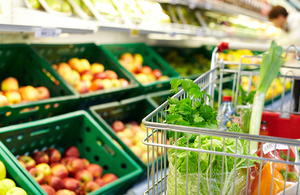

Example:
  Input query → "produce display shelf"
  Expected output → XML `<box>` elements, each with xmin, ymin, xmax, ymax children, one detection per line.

<box><xmin>32</xmin><ymin>43</ymin><xmax>140</xmax><ymax>109</ymax></box>
<box><xmin>100</xmin><ymin>43</ymin><xmax>181</xmax><ymax>93</ymax></box>
<box><xmin>0</xmin><ymin>44</ymin><xmax>78</xmax><ymax>127</ymax></box>
<box><xmin>0</xmin><ymin>111</ymin><xmax>143</xmax><ymax>195</ymax></box>
<box><xmin>89</xmin><ymin>95</ymin><xmax>165</xmax><ymax>172</ymax></box>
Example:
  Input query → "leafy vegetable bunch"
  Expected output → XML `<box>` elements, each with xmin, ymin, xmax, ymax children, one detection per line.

<box><xmin>167</xmin><ymin>124</ymin><xmax>258</xmax><ymax>195</ymax></box>
<box><xmin>166</xmin><ymin>78</ymin><xmax>218</xmax><ymax>138</ymax></box>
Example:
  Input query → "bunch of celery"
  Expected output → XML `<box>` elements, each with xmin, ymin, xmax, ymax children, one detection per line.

<box><xmin>249</xmin><ymin>41</ymin><xmax>284</xmax><ymax>150</ymax></box>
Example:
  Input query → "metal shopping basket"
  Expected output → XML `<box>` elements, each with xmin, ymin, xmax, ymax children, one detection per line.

<box><xmin>142</xmin><ymin>42</ymin><xmax>300</xmax><ymax>195</ymax></box>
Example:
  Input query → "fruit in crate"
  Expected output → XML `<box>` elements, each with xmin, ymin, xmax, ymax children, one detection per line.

<box><xmin>6</xmin><ymin>187</ymin><xmax>27</xmax><ymax>195</ymax></box>
<box><xmin>18</xmin><ymin>146</ymin><xmax>118</xmax><ymax>195</ymax></box>
<box><xmin>118</xmin><ymin>53</ymin><xmax>169</xmax><ymax>84</ymax></box>
<box><xmin>54</xmin><ymin>58</ymin><xmax>130</xmax><ymax>94</ymax></box>
<box><xmin>111</xmin><ymin>121</ymin><xmax>164</xmax><ymax>163</ymax></box>
<box><xmin>0</xmin><ymin>77</ymin><xmax>51</xmax><ymax>107</ymax></box>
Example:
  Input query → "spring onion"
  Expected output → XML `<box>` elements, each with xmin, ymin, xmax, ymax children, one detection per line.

<box><xmin>249</xmin><ymin>41</ymin><xmax>284</xmax><ymax>150</ymax></box>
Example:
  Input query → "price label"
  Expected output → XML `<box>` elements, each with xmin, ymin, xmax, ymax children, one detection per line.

<box><xmin>130</xmin><ymin>29</ymin><xmax>139</xmax><ymax>37</ymax></box>
<box><xmin>170</xmin><ymin>32</ymin><xmax>178</xmax><ymax>37</ymax></box>
<box><xmin>196</xmin><ymin>28</ymin><xmax>204</xmax><ymax>36</ymax></box>
<box><xmin>35</xmin><ymin>28</ymin><xmax>62</xmax><ymax>38</ymax></box>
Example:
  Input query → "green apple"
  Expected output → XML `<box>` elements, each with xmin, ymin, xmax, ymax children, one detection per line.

<box><xmin>0</xmin><ymin>181</ymin><xmax>8</xmax><ymax>195</ymax></box>
<box><xmin>1</xmin><ymin>179</ymin><xmax>16</xmax><ymax>190</ymax></box>
<box><xmin>29</xmin><ymin>0</ymin><xmax>40</xmax><ymax>9</ymax></box>
<box><xmin>6</xmin><ymin>187</ymin><xmax>27</xmax><ymax>195</ymax></box>
<box><xmin>0</xmin><ymin>161</ymin><xmax>6</xmax><ymax>180</ymax></box>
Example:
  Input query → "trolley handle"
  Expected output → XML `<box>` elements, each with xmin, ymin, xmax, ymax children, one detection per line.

<box><xmin>216</xmin><ymin>42</ymin><xmax>298</xmax><ymax>52</ymax></box>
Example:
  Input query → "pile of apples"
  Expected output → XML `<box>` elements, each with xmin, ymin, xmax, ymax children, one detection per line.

<box><xmin>118</xmin><ymin>53</ymin><xmax>169</xmax><ymax>84</ymax></box>
<box><xmin>53</xmin><ymin>58</ymin><xmax>130</xmax><ymax>94</ymax></box>
<box><xmin>111</xmin><ymin>121</ymin><xmax>166</xmax><ymax>164</ymax></box>
<box><xmin>18</xmin><ymin>146</ymin><xmax>118</xmax><ymax>195</ymax></box>
<box><xmin>0</xmin><ymin>160</ymin><xmax>27</xmax><ymax>195</ymax></box>
<box><xmin>0</xmin><ymin>77</ymin><xmax>50</xmax><ymax>107</ymax></box>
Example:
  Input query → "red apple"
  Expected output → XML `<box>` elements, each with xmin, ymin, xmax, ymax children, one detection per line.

<box><xmin>80</xmin><ymin>70</ymin><xmax>94</xmax><ymax>82</ymax></box>
<box><xmin>51</xmin><ymin>164</ymin><xmax>69</xmax><ymax>179</ymax></box>
<box><xmin>36</xmin><ymin>163</ymin><xmax>51</xmax><ymax>177</ymax></box>
<box><xmin>75</xmin><ymin>81</ymin><xmax>89</xmax><ymax>94</ymax></box>
<box><xmin>91</xmin><ymin>63</ymin><xmax>105</xmax><ymax>74</ymax></box>
<box><xmin>36</xmin><ymin>86</ymin><xmax>50</xmax><ymax>100</ymax></box>
<box><xmin>18</xmin><ymin>155</ymin><xmax>36</xmax><ymax>170</ymax></box>
<box><xmin>63</xmin><ymin>178</ymin><xmax>82</xmax><ymax>193</ymax></box>
<box><xmin>82</xmin><ymin>158</ymin><xmax>90</xmax><ymax>168</ymax></box>
<box><xmin>50</xmin><ymin>162</ymin><xmax>61</xmax><ymax>168</ymax></box>
<box><xmin>111</xmin><ymin>121</ymin><xmax>125</xmax><ymax>132</ymax></box>
<box><xmin>40</xmin><ymin>185</ymin><xmax>56</xmax><ymax>195</ymax></box>
<box><xmin>66</xmin><ymin>158</ymin><xmax>85</xmax><ymax>175</ymax></box>
<box><xmin>45</xmin><ymin>148</ymin><xmax>62</xmax><ymax>163</ymax></box>
<box><xmin>61</xmin><ymin>157</ymin><xmax>75</xmax><ymax>166</ymax></box>
<box><xmin>94</xmin><ymin>178</ymin><xmax>106</xmax><ymax>187</ymax></box>
<box><xmin>86</xmin><ymin>164</ymin><xmax>103</xmax><ymax>178</ymax></box>
<box><xmin>44</xmin><ymin>175</ymin><xmax>64</xmax><ymax>191</ymax></box>
<box><xmin>83</xmin><ymin>181</ymin><xmax>100</xmax><ymax>194</ymax></box>
<box><xmin>118</xmin><ymin>78</ymin><xmax>130</xmax><ymax>87</ymax></box>
<box><xmin>0</xmin><ymin>95</ymin><xmax>9</xmax><ymax>107</ymax></box>
<box><xmin>93</xmin><ymin>72</ymin><xmax>107</xmax><ymax>80</ymax></box>
<box><xmin>90</xmin><ymin>79</ymin><xmax>104</xmax><ymax>92</ymax></box>
<box><xmin>64</xmin><ymin>146</ymin><xmax>80</xmax><ymax>158</ymax></box>
<box><xmin>0</xmin><ymin>91</ymin><xmax>3</xmax><ymax>95</ymax></box>
<box><xmin>152</xmin><ymin>69</ymin><xmax>163</xmax><ymax>79</ymax></box>
<box><xmin>32</xmin><ymin>151</ymin><xmax>49</xmax><ymax>164</ymax></box>
<box><xmin>68</xmin><ymin>58</ymin><xmax>81</xmax><ymax>71</ymax></box>
<box><xmin>20</xmin><ymin>85</ymin><xmax>39</xmax><ymax>101</ymax></box>
<box><xmin>105</xmin><ymin>70</ymin><xmax>118</xmax><ymax>79</ymax></box>
<box><xmin>56</xmin><ymin>189</ymin><xmax>76</xmax><ymax>195</ymax></box>
<box><xmin>74</xmin><ymin>170</ymin><xmax>93</xmax><ymax>186</ymax></box>
<box><xmin>102</xmin><ymin>173</ymin><xmax>118</xmax><ymax>184</ymax></box>
<box><xmin>29</xmin><ymin>167</ymin><xmax>45</xmax><ymax>184</ymax></box>
<box><xmin>57</xmin><ymin>63</ymin><xmax>72</xmax><ymax>76</ymax></box>
<box><xmin>141</xmin><ymin>66</ymin><xmax>152</xmax><ymax>74</ymax></box>
<box><xmin>120</xmin><ymin>53</ymin><xmax>134</xmax><ymax>63</ymax></box>
<box><xmin>1</xmin><ymin>77</ymin><xmax>19</xmax><ymax>92</ymax></box>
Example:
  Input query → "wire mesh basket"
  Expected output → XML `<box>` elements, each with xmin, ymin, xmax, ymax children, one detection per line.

<box><xmin>142</xmin><ymin>42</ymin><xmax>300</xmax><ymax>195</ymax></box>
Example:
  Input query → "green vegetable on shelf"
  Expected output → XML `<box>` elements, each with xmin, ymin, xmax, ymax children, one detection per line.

<box><xmin>249</xmin><ymin>41</ymin><xmax>284</xmax><ymax>150</ymax></box>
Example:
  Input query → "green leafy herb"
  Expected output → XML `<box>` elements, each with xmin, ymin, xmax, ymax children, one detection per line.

<box><xmin>238</xmin><ymin>85</ymin><xmax>256</xmax><ymax>105</ymax></box>
<box><xmin>167</xmin><ymin>79</ymin><xmax>218</xmax><ymax>140</ymax></box>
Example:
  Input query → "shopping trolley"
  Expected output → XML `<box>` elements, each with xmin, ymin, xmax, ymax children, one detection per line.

<box><xmin>142</xmin><ymin>42</ymin><xmax>300</xmax><ymax>195</ymax></box>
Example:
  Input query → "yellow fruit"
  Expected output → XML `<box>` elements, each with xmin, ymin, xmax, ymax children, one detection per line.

<box><xmin>0</xmin><ymin>161</ymin><xmax>6</xmax><ymax>180</ymax></box>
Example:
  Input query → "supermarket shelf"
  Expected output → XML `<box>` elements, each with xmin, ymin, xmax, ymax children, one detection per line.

<box><xmin>150</xmin><ymin>0</ymin><xmax>268</xmax><ymax>21</ymax></box>
<box><xmin>0</xmin><ymin>23</ymin><xmax>94</xmax><ymax>34</ymax></box>
<box><xmin>11</xmin><ymin>7</ymin><xmax>98</xmax><ymax>34</ymax></box>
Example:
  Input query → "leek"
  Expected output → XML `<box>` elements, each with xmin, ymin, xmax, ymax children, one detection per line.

<box><xmin>249</xmin><ymin>41</ymin><xmax>284</xmax><ymax>150</ymax></box>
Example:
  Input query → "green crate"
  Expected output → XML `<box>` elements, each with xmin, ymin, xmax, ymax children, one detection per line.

<box><xmin>100</xmin><ymin>43</ymin><xmax>181</xmax><ymax>93</ymax></box>
<box><xmin>147</xmin><ymin>90</ymin><xmax>172</xmax><ymax>108</ymax></box>
<box><xmin>0</xmin><ymin>141</ymin><xmax>43</xmax><ymax>195</ymax></box>
<box><xmin>89</xmin><ymin>95</ymin><xmax>165</xmax><ymax>171</ymax></box>
<box><xmin>152</xmin><ymin>46</ymin><xmax>210</xmax><ymax>80</ymax></box>
<box><xmin>32</xmin><ymin>43</ymin><xmax>140</xmax><ymax>109</ymax></box>
<box><xmin>0</xmin><ymin>111</ymin><xmax>142</xmax><ymax>195</ymax></box>
<box><xmin>0</xmin><ymin>44</ymin><xmax>77</xmax><ymax>127</ymax></box>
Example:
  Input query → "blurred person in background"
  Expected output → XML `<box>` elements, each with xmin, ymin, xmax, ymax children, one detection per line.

<box><xmin>269</xmin><ymin>5</ymin><xmax>300</xmax><ymax>111</ymax></box>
